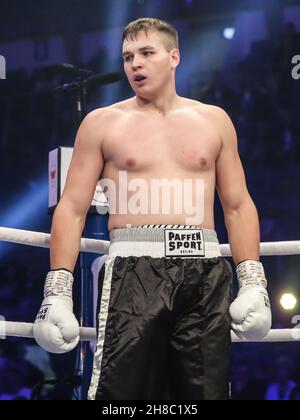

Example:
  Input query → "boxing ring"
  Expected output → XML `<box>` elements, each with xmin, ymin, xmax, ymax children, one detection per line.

<box><xmin>1</xmin><ymin>226</ymin><xmax>300</xmax><ymax>344</ymax></box>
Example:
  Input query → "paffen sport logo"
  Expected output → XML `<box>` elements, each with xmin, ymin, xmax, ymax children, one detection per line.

<box><xmin>0</xmin><ymin>55</ymin><xmax>6</xmax><ymax>80</ymax></box>
<box><xmin>164</xmin><ymin>229</ymin><xmax>205</xmax><ymax>258</ymax></box>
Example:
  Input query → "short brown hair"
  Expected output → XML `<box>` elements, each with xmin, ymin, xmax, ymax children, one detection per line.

<box><xmin>122</xmin><ymin>18</ymin><xmax>179</xmax><ymax>52</ymax></box>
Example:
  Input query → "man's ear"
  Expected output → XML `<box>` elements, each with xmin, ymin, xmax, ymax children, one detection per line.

<box><xmin>170</xmin><ymin>49</ymin><xmax>180</xmax><ymax>69</ymax></box>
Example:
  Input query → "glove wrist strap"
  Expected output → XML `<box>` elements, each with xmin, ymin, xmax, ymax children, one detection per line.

<box><xmin>236</xmin><ymin>260</ymin><xmax>267</xmax><ymax>289</ymax></box>
<box><xmin>44</xmin><ymin>269</ymin><xmax>74</xmax><ymax>299</ymax></box>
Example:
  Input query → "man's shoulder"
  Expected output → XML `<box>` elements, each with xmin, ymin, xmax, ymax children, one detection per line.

<box><xmin>84</xmin><ymin>98</ymin><xmax>135</xmax><ymax>124</ymax></box>
<box><xmin>186</xmin><ymin>99</ymin><xmax>229</xmax><ymax>119</ymax></box>
<box><xmin>183</xmin><ymin>100</ymin><xmax>236</xmax><ymax>147</ymax></box>
<box><xmin>180</xmin><ymin>98</ymin><xmax>230</xmax><ymax>121</ymax></box>
<box><xmin>108</xmin><ymin>97</ymin><xmax>136</xmax><ymax>112</ymax></box>
<box><xmin>85</xmin><ymin>102</ymin><xmax>124</xmax><ymax>120</ymax></box>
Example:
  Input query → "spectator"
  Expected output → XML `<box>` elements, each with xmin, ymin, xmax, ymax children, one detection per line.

<box><xmin>231</xmin><ymin>360</ymin><xmax>266</xmax><ymax>400</ymax></box>
<box><xmin>0</xmin><ymin>363</ymin><xmax>32</xmax><ymax>400</ymax></box>
<box><xmin>265</xmin><ymin>357</ymin><xmax>298</xmax><ymax>400</ymax></box>
<box><xmin>290</xmin><ymin>386</ymin><xmax>300</xmax><ymax>401</ymax></box>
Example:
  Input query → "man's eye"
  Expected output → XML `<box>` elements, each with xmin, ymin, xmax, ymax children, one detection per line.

<box><xmin>124</xmin><ymin>52</ymin><xmax>153</xmax><ymax>62</ymax></box>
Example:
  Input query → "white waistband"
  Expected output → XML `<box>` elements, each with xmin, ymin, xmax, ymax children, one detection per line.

<box><xmin>108</xmin><ymin>227</ymin><xmax>221</xmax><ymax>259</ymax></box>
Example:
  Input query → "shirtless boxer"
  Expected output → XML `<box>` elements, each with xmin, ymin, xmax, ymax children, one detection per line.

<box><xmin>33</xmin><ymin>18</ymin><xmax>272</xmax><ymax>400</ymax></box>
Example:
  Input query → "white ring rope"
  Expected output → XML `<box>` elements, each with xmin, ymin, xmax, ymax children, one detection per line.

<box><xmin>1</xmin><ymin>321</ymin><xmax>299</xmax><ymax>343</ymax></box>
<box><xmin>0</xmin><ymin>321</ymin><xmax>96</xmax><ymax>342</ymax></box>
<box><xmin>1</xmin><ymin>227</ymin><xmax>300</xmax><ymax>345</ymax></box>
<box><xmin>0</xmin><ymin>227</ymin><xmax>110</xmax><ymax>254</ymax></box>
<box><xmin>1</xmin><ymin>226</ymin><xmax>300</xmax><ymax>256</ymax></box>
<box><xmin>221</xmin><ymin>241</ymin><xmax>300</xmax><ymax>257</ymax></box>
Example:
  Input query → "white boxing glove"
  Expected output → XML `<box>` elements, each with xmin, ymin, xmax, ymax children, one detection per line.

<box><xmin>230</xmin><ymin>260</ymin><xmax>272</xmax><ymax>341</ymax></box>
<box><xmin>33</xmin><ymin>269</ymin><xmax>80</xmax><ymax>354</ymax></box>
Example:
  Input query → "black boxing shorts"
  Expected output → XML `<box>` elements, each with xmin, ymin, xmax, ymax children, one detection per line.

<box><xmin>88</xmin><ymin>225</ymin><xmax>233</xmax><ymax>401</ymax></box>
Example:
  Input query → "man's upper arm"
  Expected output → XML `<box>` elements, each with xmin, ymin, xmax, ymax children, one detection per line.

<box><xmin>215</xmin><ymin>109</ymin><xmax>250</xmax><ymax>213</ymax></box>
<box><xmin>60</xmin><ymin>109</ymin><xmax>105</xmax><ymax>219</ymax></box>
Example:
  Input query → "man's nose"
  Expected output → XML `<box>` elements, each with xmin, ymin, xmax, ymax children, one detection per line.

<box><xmin>132</xmin><ymin>55</ymin><xmax>143</xmax><ymax>70</ymax></box>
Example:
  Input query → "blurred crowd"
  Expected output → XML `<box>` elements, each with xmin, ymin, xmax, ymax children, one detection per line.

<box><xmin>201</xmin><ymin>24</ymin><xmax>300</xmax><ymax>166</ymax></box>
<box><xmin>231</xmin><ymin>354</ymin><xmax>300</xmax><ymax>400</ymax></box>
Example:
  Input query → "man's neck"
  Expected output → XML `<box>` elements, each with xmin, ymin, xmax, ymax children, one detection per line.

<box><xmin>135</xmin><ymin>91</ymin><xmax>181</xmax><ymax>116</ymax></box>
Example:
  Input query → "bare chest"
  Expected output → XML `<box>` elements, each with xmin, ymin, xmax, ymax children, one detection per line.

<box><xmin>102</xmin><ymin>113</ymin><xmax>221</xmax><ymax>173</ymax></box>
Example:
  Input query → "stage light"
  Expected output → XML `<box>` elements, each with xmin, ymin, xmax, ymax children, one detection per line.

<box><xmin>0</xmin><ymin>176</ymin><xmax>48</xmax><ymax>257</ymax></box>
<box><xmin>223</xmin><ymin>27</ymin><xmax>235</xmax><ymax>40</ymax></box>
<box><xmin>280</xmin><ymin>293</ymin><xmax>297</xmax><ymax>311</ymax></box>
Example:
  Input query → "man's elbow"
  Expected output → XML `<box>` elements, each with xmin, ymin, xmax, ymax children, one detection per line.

<box><xmin>54</xmin><ymin>197</ymin><xmax>88</xmax><ymax>227</ymax></box>
<box><xmin>223</xmin><ymin>195</ymin><xmax>258</xmax><ymax>222</ymax></box>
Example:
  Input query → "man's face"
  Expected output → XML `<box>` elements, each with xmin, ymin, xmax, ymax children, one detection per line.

<box><xmin>122</xmin><ymin>30</ymin><xmax>179</xmax><ymax>97</ymax></box>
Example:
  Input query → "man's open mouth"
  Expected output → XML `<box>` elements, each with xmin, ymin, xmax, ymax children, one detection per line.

<box><xmin>134</xmin><ymin>76</ymin><xmax>147</xmax><ymax>82</ymax></box>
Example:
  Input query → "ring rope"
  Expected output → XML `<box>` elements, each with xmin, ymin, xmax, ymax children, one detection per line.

<box><xmin>1</xmin><ymin>321</ymin><xmax>299</xmax><ymax>343</ymax></box>
<box><xmin>1</xmin><ymin>227</ymin><xmax>299</xmax><ymax>345</ymax></box>
<box><xmin>0</xmin><ymin>227</ymin><xmax>110</xmax><ymax>254</ymax></box>
<box><xmin>1</xmin><ymin>227</ymin><xmax>300</xmax><ymax>256</ymax></box>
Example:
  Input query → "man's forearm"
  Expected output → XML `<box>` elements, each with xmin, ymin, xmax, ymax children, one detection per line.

<box><xmin>50</xmin><ymin>202</ymin><xmax>86</xmax><ymax>272</ymax></box>
<box><xmin>225</xmin><ymin>199</ymin><xmax>260</xmax><ymax>265</ymax></box>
